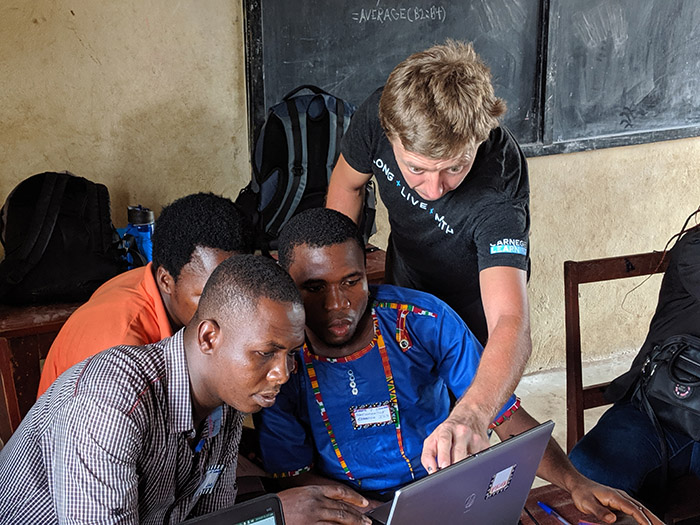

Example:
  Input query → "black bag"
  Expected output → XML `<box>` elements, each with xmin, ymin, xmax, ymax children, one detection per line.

<box><xmin>633</xmin><ymin>334</ymin><xmax>700</xmax><ymax>440</ymax></box>
<box><xmin>0</xmin><ymin>171</ymin><xmax>131</xmax><ymax>305</ymax></box>
<box><xmin>236</xmin><ymin>85</ymin><xmax>376</xmax><ymax>252</ymax></box>
<box><xmin>631</xmin><ymin>334</ymin><xmax>700</xmax><ymax>484</ymax></box>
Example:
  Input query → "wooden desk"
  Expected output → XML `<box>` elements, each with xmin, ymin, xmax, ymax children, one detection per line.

<box><xmin>0</xmin><ymin>302</ymin><xmax>81</xmax><ymax>442</ymax></box>
<box><xmin>365</xmin><ymin>247</ymin><xmax>386</xmax><ymax>284</ymax></box>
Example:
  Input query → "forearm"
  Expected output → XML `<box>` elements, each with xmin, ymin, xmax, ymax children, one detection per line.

<box><xmin>421</xmin><ymin>312</ymin><xmax>530</xmax><ymax>469</ymax></box>
<box><xmin>456</xmin><ymin>313</ymin><xmax>531</xmax><ymax>423</ymax></box>
<box><xmin>494</xmin><ymin>408</ymin><xmax>580</xmax><ymax>490</ymax></box>
<box><xmin>326</xmin><ymin>179</ymin><xmax>364</xmax><ymax>224</ymax></box>
<box><xmin>326</xmin><ymin>155</ymin><xmax>369</xmax><ymax>224</ymax></box>
<box><xmin>537</xmin><ymin>439</ymin><xmax>586</xmax><ymax>492</ymax></box>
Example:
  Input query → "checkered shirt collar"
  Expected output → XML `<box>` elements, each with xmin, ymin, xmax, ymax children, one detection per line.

<box><xmin>165</xmin><ymin>328</ymin><xmax>199</xmax><ymax>435</ymax></box>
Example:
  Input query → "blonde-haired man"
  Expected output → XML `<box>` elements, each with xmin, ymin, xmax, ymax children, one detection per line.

<box><xmin>327</xmin><ymin>41</ymin><xmax>530</xmax><ymax>466</ymax></box>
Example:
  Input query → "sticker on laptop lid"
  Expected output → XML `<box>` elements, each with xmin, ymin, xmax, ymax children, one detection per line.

<box><xmin>485</xmin><ymin>464</ymin><xmax>517</xmax><ymax>499</ymax></box>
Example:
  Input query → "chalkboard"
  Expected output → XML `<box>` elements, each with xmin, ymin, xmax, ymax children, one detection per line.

<box><xmin>245</xmin><ymin>0</ymin><xmax>700</xmax><ymax>156</ymax></box>
<box><xmin>244</xmin><ymin>0</ymin><xmax>544</xmax><ymax>151</ymax></box>
<box><xmin>546</xmin><ymin>0</ymin><xmax>700</xmax><ymax>153</ymax></box>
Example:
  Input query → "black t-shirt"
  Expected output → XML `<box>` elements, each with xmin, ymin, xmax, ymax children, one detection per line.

<box><xmin>608</xmin><ymin>226</ymin><xmax>700</xmax><ymax>400</ymax></box>
<box><xmin>341</xmin><ymin>88</ymin><xmax>530</xmax><ymax>344</ymax></box>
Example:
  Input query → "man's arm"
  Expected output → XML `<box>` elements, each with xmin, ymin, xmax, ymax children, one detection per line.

<box><xmin>53</xmin><ymin>397</ymin><xmax>140</xmax><ymax>523</ymax></box>
<box><xmin>326</xmin><ymin>154</ymin><xmax>372</xmax><ymax>224</ymax></box>
<box><xmin>494</xmin><ymin>409</ymin><xmax>661</xmax><ymax>525</ymax></box>
<box><xmin>464</xmin><ymin>265</ymin><xmax>531</xmax><ymax>431</ymax></box>
<box><xmin>421</xmin><ymin>266</ymin><xmax>530</xmax><ymax>470</ymax></box>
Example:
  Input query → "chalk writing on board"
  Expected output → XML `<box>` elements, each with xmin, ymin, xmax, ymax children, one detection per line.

<box><xmin>351</xmin><ymin>5</ymin><xmax>447</xmax><ymax>24</ymax></box>
<box><xmin>619</xmin><ymin>106</ymin><xmax>647</xmax><ymax>129</ymax></box>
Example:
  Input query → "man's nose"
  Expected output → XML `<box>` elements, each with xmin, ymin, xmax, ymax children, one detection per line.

<box><xmin>421</xmin><ymin>172</ymin><xmax>443</xmax><ymax>200</ymax></box>
<box><xmin>268</xmin><ymin>353</ymin><xmax>291</xmax><ymax>384</ymax></box>
<box><xmin>325</xmin><ymin>286</ymin><xmax>349</xmax><ymax>311</ymax></box>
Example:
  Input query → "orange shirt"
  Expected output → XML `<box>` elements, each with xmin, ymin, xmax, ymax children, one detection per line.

<box><xmin>37</xmin><ymin>263</ymin><xmax>173</xmax><ymax>397</ymax></box>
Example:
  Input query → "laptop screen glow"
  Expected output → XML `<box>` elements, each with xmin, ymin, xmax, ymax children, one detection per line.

<box><xmin>236</xmin><ymin>511</ymin><xmax>278</xmax><ymax>525</ymax></box>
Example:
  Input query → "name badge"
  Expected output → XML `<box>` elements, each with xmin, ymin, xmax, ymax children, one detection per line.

<box><xmin>194</xmin><ymin>465</ymin><xmax>224</xmax><ymax>497</ymax></box>
<box><xmin>350</xmin><ymin>401</ymin><xmax>394</xmax><ymax>429</ymax></box>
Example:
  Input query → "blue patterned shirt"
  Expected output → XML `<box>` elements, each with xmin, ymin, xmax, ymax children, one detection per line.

<box><xmin>256</xmin><ymin>285</ymin><xmax>518</xmax><ymax>493</ymax></box>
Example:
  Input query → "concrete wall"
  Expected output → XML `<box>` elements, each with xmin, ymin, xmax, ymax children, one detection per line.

<box><xmin>527</xmin><ymin>139</ymin><xmax>700</xmax><ymax>371</ymax></box>
<box><xmin>2</xmin><ymin>1</ymin><xmax>699</xmax><ymax>372</ymax></box>
<box><xmin>0</xmin><ymin>1</ymin><xmax>248</xmax><ymax>228</ymax></box>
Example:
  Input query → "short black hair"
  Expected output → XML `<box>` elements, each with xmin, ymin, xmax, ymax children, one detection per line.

<box><xmin>151</xmin><ymin>193</ymin><xmax>253</xmax><ymax>280</ymax></box>
<box><xmin>196</xmin><ymin>254</ymin><xmax>302</xmax><ymax>320</ymax></box>
<box><xmin>277</xmin><ymin>208</ymin><xmax>365</xmax><ymax>270</ymax></box>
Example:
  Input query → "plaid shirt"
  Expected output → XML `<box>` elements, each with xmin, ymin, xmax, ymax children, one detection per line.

<box><xmin>0</xmin><ymin>330</ymin><xmax>244</xmax><ymax>524</ymax></box>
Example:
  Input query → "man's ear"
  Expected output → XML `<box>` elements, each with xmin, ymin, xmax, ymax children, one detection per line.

<box><xmin>197</xmin><ymin>319</ymin><xmax>220</xmax><ymax>356</ymax></box>
<box><xmin>156</xmin><ymin>266</ymin><xmax>175</xmax><ymax>297</ymax></box>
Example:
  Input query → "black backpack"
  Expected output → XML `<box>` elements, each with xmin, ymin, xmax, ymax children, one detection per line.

<box><xmin>0</xmin><ymin>171</ymin><xmax>132</xmax><ymax>305</ymax></box>
<box><xmin>236</xmin><ymin>85</ymin><xmax>376</xmax><ymax>251</ymax></box>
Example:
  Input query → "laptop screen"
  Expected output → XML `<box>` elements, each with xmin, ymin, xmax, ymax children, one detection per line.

<box><xmin>367</xmin><ymin>420</ymin><xmax>554</xmax><ymax>525</ymax></box>
<box><xmin>182</xmin><ymin>494</ymin><xmax>285</xmax><ymax>525</ymax></box>
<box><xmin>235</xmin><ymin>511</ymin><xmax>278</xmax><ymax>525</ymax></box>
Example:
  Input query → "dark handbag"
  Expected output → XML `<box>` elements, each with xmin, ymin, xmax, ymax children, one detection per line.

<box><xmin>631</xmin><ymin>334</ymin><xmax>700</xmax><ymax>484</ymax></box>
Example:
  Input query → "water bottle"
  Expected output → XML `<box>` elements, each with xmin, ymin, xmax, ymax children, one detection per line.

<box><xmin>120</xmin><ymin>205</ymin><xmax>154</xmax><ymax>266</ymax></box>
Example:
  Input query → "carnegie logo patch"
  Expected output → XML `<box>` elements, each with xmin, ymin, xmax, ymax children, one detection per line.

<box><xmin>490</xmin><ymin>238</ymin><xmax>527</xmax><ymax>255</ymax></box>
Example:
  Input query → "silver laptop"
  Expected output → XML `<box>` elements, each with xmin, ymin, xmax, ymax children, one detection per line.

<box><xmin>182</xmin><ymin>493</ymin><xmax>285</xmax><ymax>525</ymax></box>
<box><xmin>366</xmin><ymin>420</ymin><xmax>554</xmax><ymax>525</ymax></box>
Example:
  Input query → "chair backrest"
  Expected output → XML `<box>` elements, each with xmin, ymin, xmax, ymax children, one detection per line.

<box><xmin>564</xmin><ymin>250</ymin><xmax>668</xmax><ymax>453</ymax></box>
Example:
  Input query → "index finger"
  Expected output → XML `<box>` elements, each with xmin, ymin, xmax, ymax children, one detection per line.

<box><xmin>420</xmin><ymin>435</ymin><xmax>439</xmax><ymax>474</ymax></box>
<box><xmin>435</xmin><ymin>427</ymin><xmax>455</xmax><ymax>470</ymax></box>
<box><xmin>319</xmin><ymin>484</ymin><xmax>369</xmax><ymax>508</ymax></box>
<box><xmin>450</xmin><ymin>427</ymin><xmax>469</xmax><ymax>465</ymax></box>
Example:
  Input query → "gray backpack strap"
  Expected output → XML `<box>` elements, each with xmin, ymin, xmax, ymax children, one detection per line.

<box><xmin>266</xmin><ymin>97</ymin><xmax>308</xmax><ymax>236</ymax></box>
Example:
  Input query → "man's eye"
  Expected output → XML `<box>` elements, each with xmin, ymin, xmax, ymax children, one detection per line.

<box><xmin>304</xmin><ymin>285</ymin><xmax>323</xmax><ymax>293</ymax></box>
<box><xmin>408</xmin><ymin>166</ymin><xmax>424</xmax><ymax>174</ymax></box>
<box><xmin>344</xmin><ymin>279</ymin><xmax>360</xmax><ymax>287</ymax></box>
<box><xmin>257</xmin><ymin>351</ymin><xmax>274</xmax><ymax>359</ymax></box>
<box><xmin>447</xmin><ymin>165</ymin><xmax>465</xmax><ymax>174</ymax></box>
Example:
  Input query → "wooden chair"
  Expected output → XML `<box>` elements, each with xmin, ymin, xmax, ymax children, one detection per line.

<box><xmin>564</xmin><ymin>250</ymin><xmax>669</xmax><ymax>452</ymax></box>
<box><xmin>564</xmin><ymin>242</ymin><xmax>700</xmax><ymax>524</ymax></box>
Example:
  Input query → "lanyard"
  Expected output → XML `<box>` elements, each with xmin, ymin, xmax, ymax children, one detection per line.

<box><xmin>374</xmin><ymin>312</ymin><xmax>415</xmax><ymax>479</ymax></box>
<box><xmin>302</xmin><ymin>308</ymin><xmax>415</xmax><ymax>482</ymax></box>
<box><xmin>302</xmin><ymin>347</ymin><xmax>355</xmax><ymax>480</ymax></box>
<box><xmin>373</xmin><ymin>300</ymin><xmax>437</xmax><ymax>351</ymax></box>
